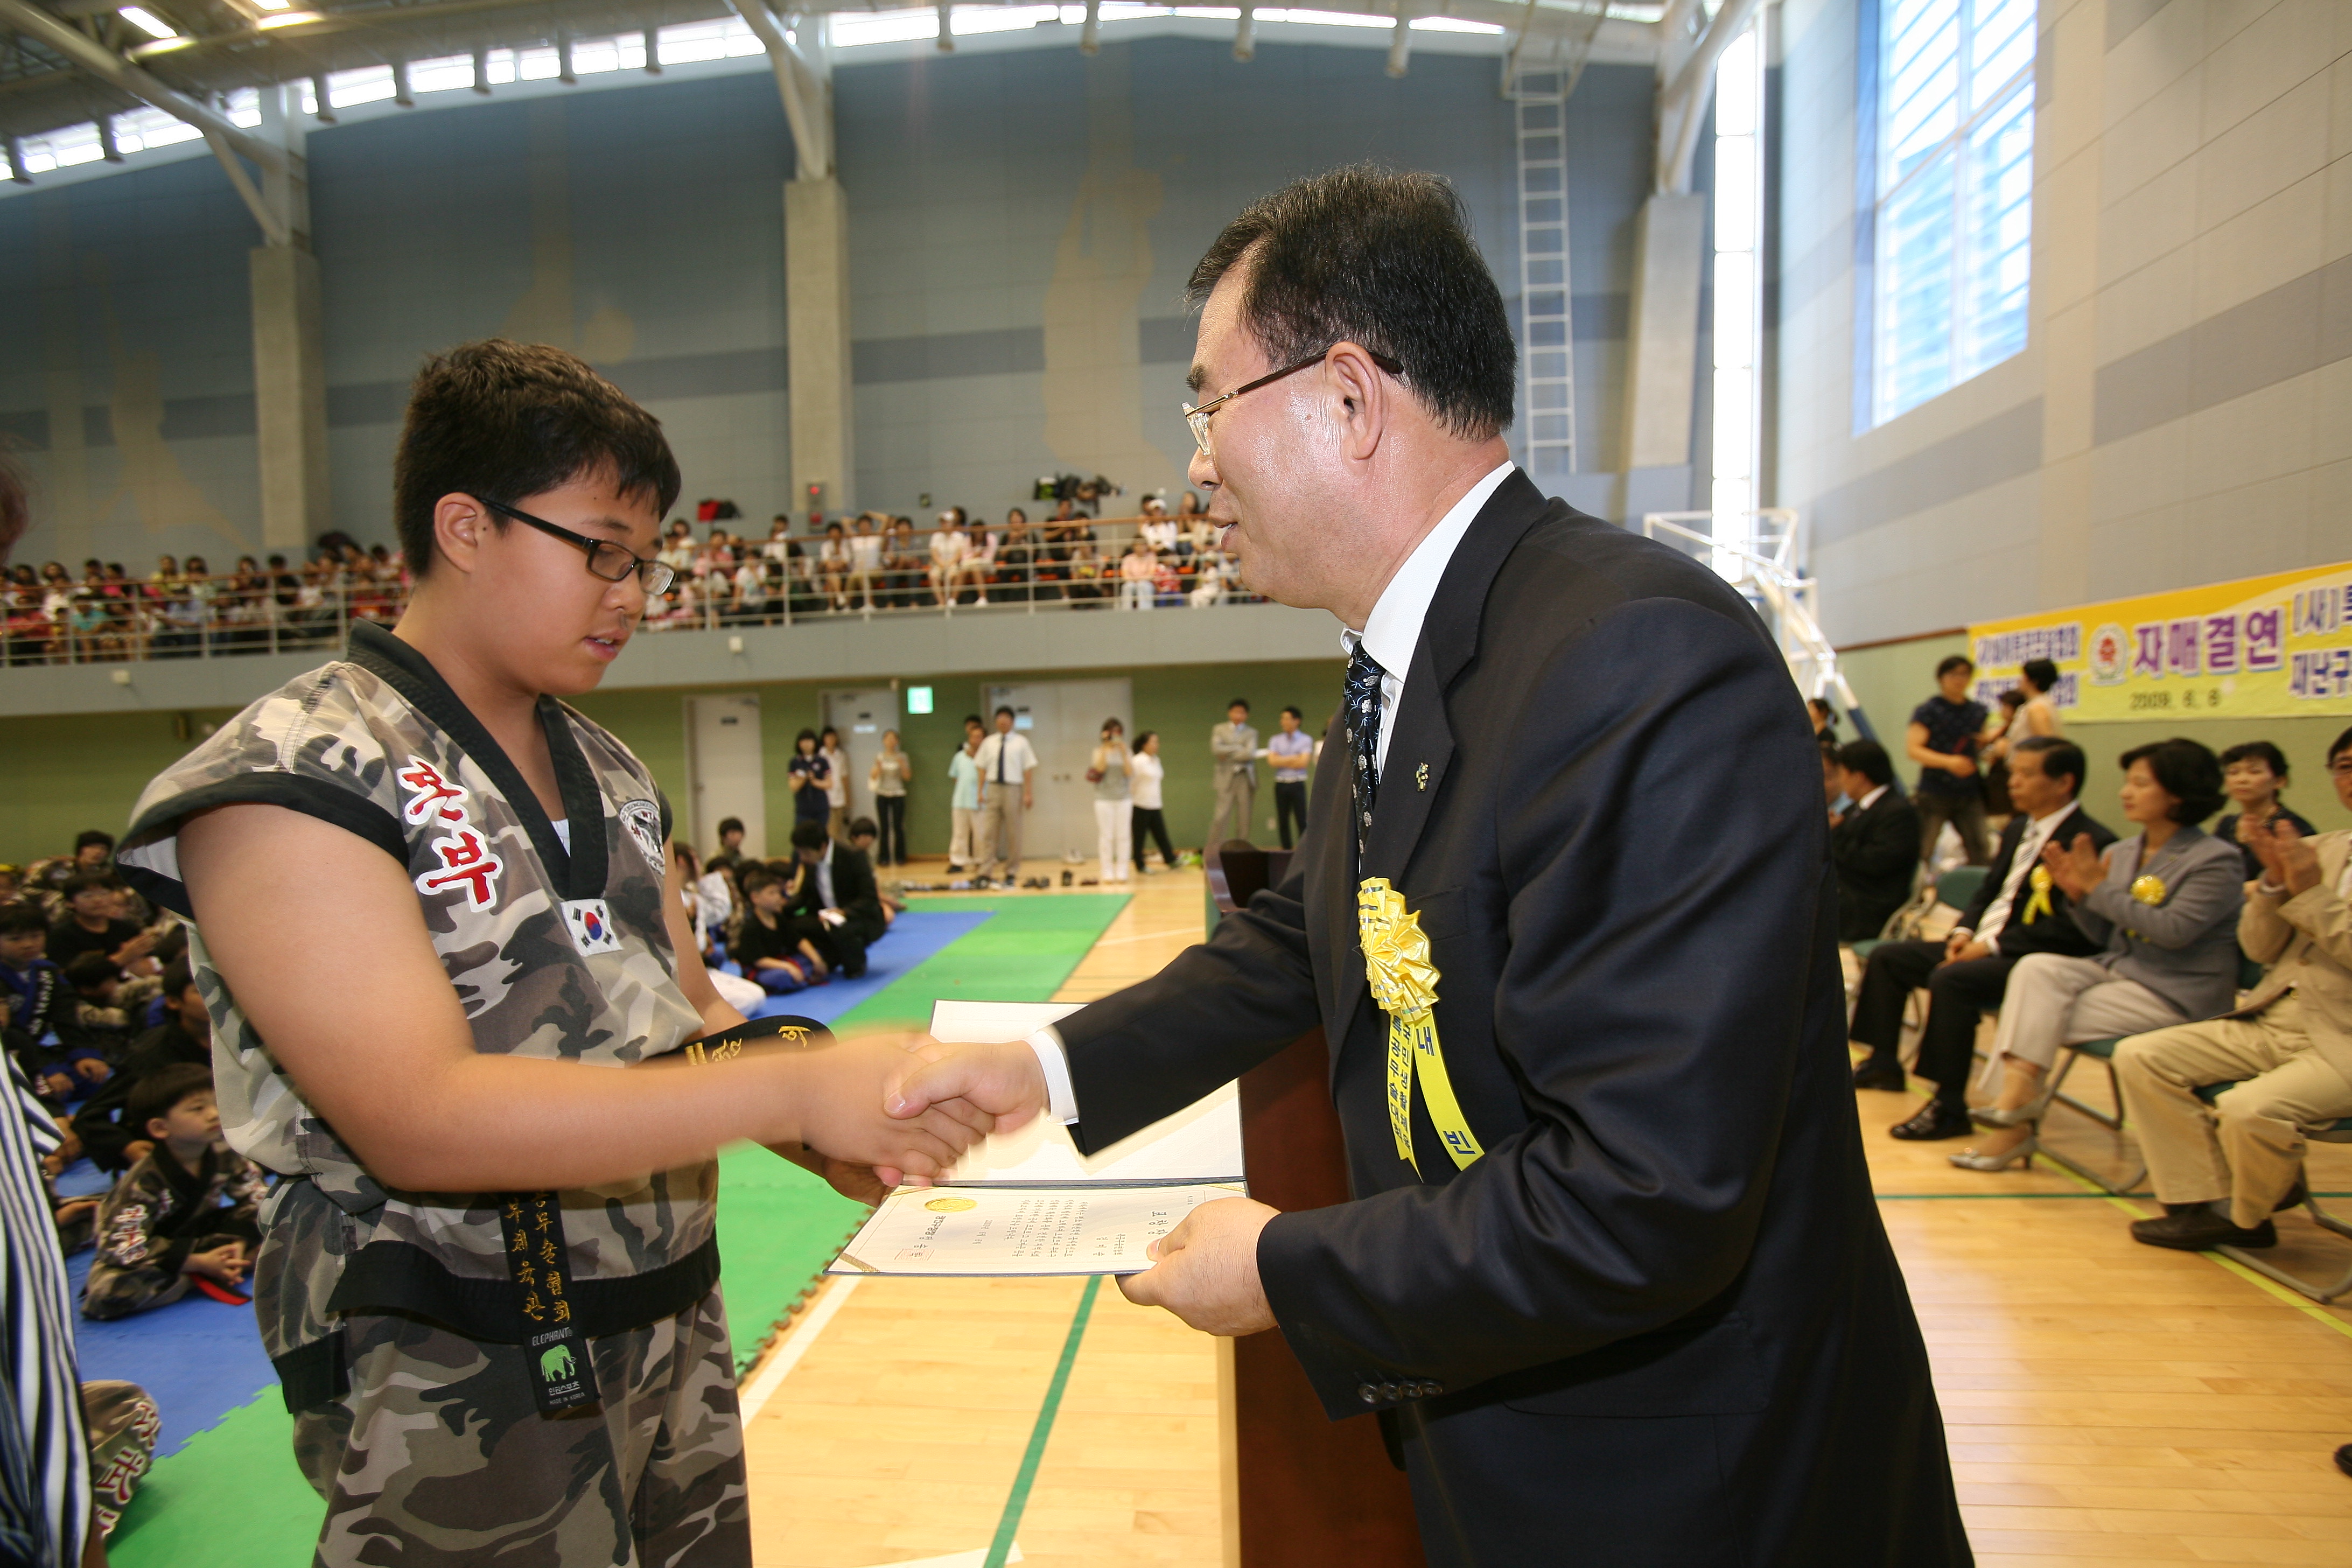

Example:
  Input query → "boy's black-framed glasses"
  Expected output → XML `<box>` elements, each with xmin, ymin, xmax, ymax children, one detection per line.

<box><xmin>1181</xmin><ymin>345</ymin><xmax>1404</xmax><ymax>458</ymax></box>
<box><xmin>481</xmin><ymin>498</ymin><xmax>676</xmax><ymax>595</ymax></box>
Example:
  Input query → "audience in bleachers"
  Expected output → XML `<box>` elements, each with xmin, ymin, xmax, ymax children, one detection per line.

<box><xmin>1829</xmin><ymin>739</ymin><xmax>1921</xmax><ymax>944</ymax></box>
<box><xmin>1905</xmin><ymin>655</ymin><xmax>1993</xmax><ymax>866</ymax></box>
<box><xmin>81</xmin><ymin>1064</ymin><xmax>266</xmax><ymax>1320</ymax></box>
<box><xmin>2213</xmin><ymin>740</ymin><xmax>2317</xmax><ymax>883</ymax></box>
<box><xmin>1946</xmin><ymin>738</ymin><xmax>2244</xmax><ymax>1172</ymax></box>
<box><xmin>1852</xmin><ymin>737</ymin><xmax>2115</xmax><ymax>1117</ymax></box>
<box><xmin>2112</xmin><ymin>724</ymin><xmax>2352</xmax><ymax>1252</ymax></box>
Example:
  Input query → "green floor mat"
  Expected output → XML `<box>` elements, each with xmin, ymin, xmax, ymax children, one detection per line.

<box><xmin>102</xmin><ymin>892</ymin><xmax>1131</xmax><ymax>1559</ymax></box>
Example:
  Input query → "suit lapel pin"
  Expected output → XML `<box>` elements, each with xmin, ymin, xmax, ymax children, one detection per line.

<box><xmin>1415</xmin><ymin>762</ymin><xmax>1430</xmax><ymax>791</ymax></box>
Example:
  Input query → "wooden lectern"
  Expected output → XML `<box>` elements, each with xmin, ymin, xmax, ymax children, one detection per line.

<box><xmin>1207</xmin><ymin>843</ymin><xmax>1425</xmax><ymax>1568</ymax></box>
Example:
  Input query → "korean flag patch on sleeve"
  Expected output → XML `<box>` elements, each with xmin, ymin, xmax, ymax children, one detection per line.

<box><xmin>562</xmin><ymin>899</ymin><xmax>624</xmax><ymax>956</ymax></box>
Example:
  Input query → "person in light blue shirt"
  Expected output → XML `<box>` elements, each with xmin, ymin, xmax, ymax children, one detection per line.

<box><xmin>1264</xmin><ymin>705</ymin><xmax>1316</xmax><ymax>849</ymax></box>
<box><xmin>946</xmin><ymin>715</ymin><xmax>986</xmax><ymax>872</ymax></box>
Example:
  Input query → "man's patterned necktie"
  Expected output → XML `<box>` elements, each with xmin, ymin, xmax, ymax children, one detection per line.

<box><xmin>1345</xmin><ymin>643</ymin><xmax>1387</xmax><ymax>868</ymax></box>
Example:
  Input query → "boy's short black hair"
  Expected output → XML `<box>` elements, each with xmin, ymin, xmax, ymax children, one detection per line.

<box><xmin>64</xmin><ymin>952</ymin><xmax>118</xmax><ymax>991</ymax></box>
<box><xmin>716</xmin><ymin>817</ymin><xmax>745</xmax><ymax>838</ymax></box>
<box><xmin>2218</xmin><ymin>740</ymin><xmax>2290</xmax><ymax>779</ymax></box>
<box><xmin>789</xmin><ymin>822</ymin><xmax>831</xmax><ymax>852</ymax></box>
<box><xmin>738</xmin><ymin>866</ymin><xmax>780</xmax><ymax>896</ymax></box>
<box><xmin>849</xmin><ymin>817</ymin><xmax>878</xmax><ymax>840</ymax></box>
<box><xmin>74</xmin><ymin>830</ymin><xmax>115</xmax><ymax>853</ymax></box>
<box><xmin>163</xmin><ymin>955</ymin><xmax>195</xmax><ymax>999</ymax></box>
<box><xmin>1281</xmin><ymin>705</ymin><xmax>1303</xmax><ymax>720</ymax></box>
<box><xmin>392</xmin><ymin>340</ymin><xmax>682</xmax><ymax>582</ymax></box>
<box><xmin>60</xmin><ymin>872</ymin><xmax>115</xmax><ymax>900</ymax></box>
<box><xmin>995</xmin><ymin>705</ymin><xmax>1016</xmax><ymax>720</ymax></box>
<box><xmin>0</xmin><ymin>902</ymin><xmax>47</xmax><ymax>939</ymax></box>
<box><xmin>1934</xmin><ymin>655</ymin><xmax>1975</xmax><ymax>680</ymax></box>
<box><xmin>2118</xmin><ymin>738</ymin><xmax>2225</xmax><ymax>823</ymax></box>
<box><xmin>131</xmin><ymin>1063</ymin><xmax>214</xmax><ymax>1132</ymax></box>
<box><xmin>963</xmin><ymin>714</ymin><xmax>985</xmax><ymax>729</ymax></box>
<box><xmin>1836</xmin><ymin>739</ymin><xmax>1897</xmax><ymax>789</ymax></box>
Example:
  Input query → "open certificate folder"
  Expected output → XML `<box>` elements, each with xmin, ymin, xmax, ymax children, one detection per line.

<box><xmin>825</xmin><ymin>1000</ymin><xmax>1249</xmax><ymax>1278</ymax></box>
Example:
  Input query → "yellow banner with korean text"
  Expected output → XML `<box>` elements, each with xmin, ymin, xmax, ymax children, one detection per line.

<box><xmin>1965</xmin><ymin>561</ymin><xmax>2352</xmax><ymax>723</ymax></box>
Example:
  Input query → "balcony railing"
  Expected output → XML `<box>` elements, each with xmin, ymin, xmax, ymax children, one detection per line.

<box><xmin>1</xmin><ymin>517</ymin><xmax>1262</xmax><ymax>669</ymax></box>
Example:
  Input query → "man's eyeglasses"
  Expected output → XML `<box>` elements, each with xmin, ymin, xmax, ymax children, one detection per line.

<box><xmin>482</xmin><ymin>498</ymin><xmax>675</xmax><ymax>596</ymax></box>
<box><xmin>1181</xmin><ymin>346</ymin><xmax>1403</xmax><ymax>458</ymax></box>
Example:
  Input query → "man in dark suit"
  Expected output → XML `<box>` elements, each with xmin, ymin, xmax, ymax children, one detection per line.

<box><xmin>1851</xmin><ymin>737</ymin><xmax>2116</xmax><ymax>1110</ymax></box>
<box><xmin>782</xmin><ymin>821</ymin><xmax>886</xmax><ymax>979</ymax></box>
<box><xmin>890</xmin><ymin>168</ymin><xmax>1968</xmax><ymax>1565</ymax></box>
<box><xmin>1830</xmin><ymin>738</ymin><xmax>1921</xmax><ymax>942</ymax></box>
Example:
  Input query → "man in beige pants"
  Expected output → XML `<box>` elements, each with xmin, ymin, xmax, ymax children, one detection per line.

<box><xmin>1205</xmin><ymin>698</ymin><xmax>1258</xmax><ymax>849</ymax></box>
<box><xmin>2115</xmin><ymin>723</ymin><xmax>2352</xmax><ymax>1252</ymax></box>
<box><xmin>974</xmin><ymin>705</ymin><xmax>1037</xmax><ymax>885</ymax></box>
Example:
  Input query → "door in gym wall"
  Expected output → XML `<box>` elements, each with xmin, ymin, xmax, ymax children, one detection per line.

<box><xmin>682</xmin><ymin>694</ymin><xmax>766</xmax><ymax>861</ymax></box>
<box><xmin>822</xmin><ymin>688</ymin><xmax>901</xmax><ymax>826</ymax></box>
<box><xmin>983</xmin><ymin>679</ymin><xmax>1133</xmax><ymax>870</ymax></box>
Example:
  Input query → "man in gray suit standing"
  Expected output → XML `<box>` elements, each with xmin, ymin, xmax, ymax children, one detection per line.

<box><xmin>1207</xmin><ymin>698</ymin><xmax>1259</xmax><ymax>848</ymax></box>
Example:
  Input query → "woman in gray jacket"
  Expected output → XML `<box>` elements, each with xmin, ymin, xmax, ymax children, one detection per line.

<box><xmin>1949</xmin><ymin>737</ymin><xmax>2244</xmax><ymax>1171</ymax></box>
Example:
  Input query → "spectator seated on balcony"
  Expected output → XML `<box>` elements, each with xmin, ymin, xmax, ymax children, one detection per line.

<box><xmin>1117</xmin><ymin>537</ymin><xmax>1157</xmax><ymax>611</ymax></box>
<box><xmin>995</xmin><ymin>512</ymin><xmax>1035</xmax><ymax>604</ymax></box>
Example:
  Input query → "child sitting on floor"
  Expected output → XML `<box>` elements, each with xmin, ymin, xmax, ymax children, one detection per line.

<box><xmin>83</xmin><ymin>1063</ymin><xmax>268</xmax><ymax>1319</ymax></box>
<box><xmin>730</xmin><ymin>866</ymin><xmax>820</xmax><ymax>992</ymax></box>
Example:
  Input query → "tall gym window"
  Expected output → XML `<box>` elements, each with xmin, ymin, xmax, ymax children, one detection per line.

<box><xmin>1871</xmin><ymin>0</ymin><xmax>2033</xmax><ymax>425</ymax></box>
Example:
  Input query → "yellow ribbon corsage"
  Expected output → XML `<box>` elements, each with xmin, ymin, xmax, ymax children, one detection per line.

<box><xmin>1358</xmin><ymin>878</ymin><xmax>1482</xmax><ymax>1175</ymax></box>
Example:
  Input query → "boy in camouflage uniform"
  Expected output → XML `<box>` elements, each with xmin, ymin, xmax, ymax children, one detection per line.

<box><xmin>117</xmin><ymin>342</ymin><xmax>990</xmax><ymax>1567</ymax></box>
<box><xmin>81</xmin><ymin>1063</ymin><xmax>266</xmax><ymax>1319</ymax></box>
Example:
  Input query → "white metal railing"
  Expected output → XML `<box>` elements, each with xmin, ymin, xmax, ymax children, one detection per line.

<box><xmin>0</xmin><ymin>516</ymin><xmax>1264</xmax><ymax>669</ymax></box>
<box><xmin>1639</xmin><ymin>507</ymin><xmax>1877</xmax><ymax>742</ymax></box>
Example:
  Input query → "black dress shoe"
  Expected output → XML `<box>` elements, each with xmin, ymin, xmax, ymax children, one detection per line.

<box><xmin>1889</xmin><ymin>1103</ymin><xmax>1973</xmax><ymax>1141</ymax></box>
<box><xmin>1851</xmin><ymin>1060</ymin><xmax>1906</xmax><ymax>1092</ymax></box>
<box><xmin>2128</xmin><ymin>1208</ymin><xmax>2277</xmax><ymax>1251</ymax></box>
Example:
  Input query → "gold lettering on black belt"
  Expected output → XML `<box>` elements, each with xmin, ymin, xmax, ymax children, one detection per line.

<box><xmin>500</xmin><ymin>1192</ymin><xmax>601</xmax><ymax>1415</ymax></box>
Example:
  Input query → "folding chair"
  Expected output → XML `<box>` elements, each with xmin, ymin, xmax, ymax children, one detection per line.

<box><xmin>2192</xmin><ymin>1082</ymin><xmax>2352</xmax><ymax>1304</ymax></box>
<box><xmin>1851</xmin><ymin>865</ymin><xmax>1986</xmax><ymax>964</ymax></box>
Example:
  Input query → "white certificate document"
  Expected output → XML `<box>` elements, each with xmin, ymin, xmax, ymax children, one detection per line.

<box><xmin>828</xmin><ymin>1182</ymin><xmax>1247</xmax><ymax>1277</ymax></box>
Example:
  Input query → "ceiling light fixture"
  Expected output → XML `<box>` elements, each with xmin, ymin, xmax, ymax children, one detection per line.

<box><xmin>251</xmin><ymin>0</ymin><xmax>295</xmax><ymax>10</ymax></box>
<box><xmin>117</xmin><ymin>6</ymin><xmax>179</xmax><ymax>39</ymax></box>
<box><xmin>256</xmin><ymin>10</ymin><xmax>320</xmax><ymax>25</ymax></box>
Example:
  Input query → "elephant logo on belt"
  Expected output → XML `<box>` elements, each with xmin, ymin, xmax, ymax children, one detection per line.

<box><xmin>540</xmin><ymin>1342</ymin><xmax>578</xmax><ymax>1383</ymax></box>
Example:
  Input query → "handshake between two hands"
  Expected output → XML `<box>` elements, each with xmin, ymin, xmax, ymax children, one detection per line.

<box><xmin>790</xmin><ymin>1033</ymin><xmax>1278</xmax><ymax>1335</ymax></box>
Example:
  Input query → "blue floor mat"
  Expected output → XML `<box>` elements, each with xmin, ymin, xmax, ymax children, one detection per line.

<box><xmin>737</xmin><ymin>909</ymin><xmax>991</xmax><ymax>1025</ymax></box>
<box><xmin>66</xmin><ymin>1247</ymin><xmax>277</xmax><ymax>1460</ymax></box>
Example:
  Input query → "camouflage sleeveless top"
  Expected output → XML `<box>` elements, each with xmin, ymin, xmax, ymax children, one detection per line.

<box><xmin>118</xmin><ymin>622</ymin><xmax>713</xmax><ymax>1405</ymax></box>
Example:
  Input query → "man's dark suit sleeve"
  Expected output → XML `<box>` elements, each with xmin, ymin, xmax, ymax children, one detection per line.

<box><xmin>1957</xmin><ymin>820</ymin><xmax>2025</xmax><ymax>930</ymax></box>
<box><xmin>1256</xmin><ymin>597</ymin><xmax>1834</xmax><ymax>1408</ymax></box>
<box><xmin>1056</xmin><ymin>847</ymin><xmax>1324</xmax><ymax>1149</ymax></box>
<box><xmin>1834</xmin><ymin>796</ymin><xmax>1918</xmax><ymax>888</ymax></box>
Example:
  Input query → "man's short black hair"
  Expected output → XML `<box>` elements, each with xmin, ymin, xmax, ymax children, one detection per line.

<box><xmin>131</xmin><ymin>1063</ymin><xmax>213</xmax><ymax>1132</ymax></box>
<box><xmin>1934</xmin><ymin>655</ymin><xmax>1975</xmax><ymax>680</ymax></box>
<box><xmin>64</xmin><ymin>952</ymin><xmax>117</xmax><ymax>991</ymax></box>
<box><xmin>392</xmin><ymin>339</ymin><xmax>682</xmax><ymax>581</ymax></box>
<box><xmin>2019</xmin><ymin>658</ymin><xmax>2059</xmax><ymax>693</ymax></box>
<box><xmin>995</xmin><ymin>706</ymin><xmax>1016</xmax><ymax>720</ymax></box>
<box><xmin>163</xmin><ymin>955</ymin><xmax>195</xmax><ymax>999</ymax></box>
<box><xmin>2218</xmin><ymin>740</ymin><xmax>2290</xmax><ymax>779</ymax></box>
<box><xmin>1187</xmin><ymin>165</ymin><xmax>1515</xmax><ymax>442</ymax></box>
<box><xmin>963</xmin><ymin>714</ymin><xmax>985</xmax><ymax>729</ymax></box>
<box><xmin>2013</xmin><ymin>736</ymin><xmax>2085</xmax><ymax>796</ymax></box>
<box><xmin>0</xmin><ymin>902</ymin><xmax>47</xmax><ymax>939</ymax></box>
<box><xmin>2119</xmin><ymin>738</ymin><xmax>2225</xmax><ymax>824</ymax></box>
<box><xmin>59</xmin><ymin>873</ymin><xmax>114</xmax><ymax>901</ymax></box>
<box><xmin>789</xmin><ymin>822</ymin><xmax>831</xmax><ymax>852</ymax></box>
<box><xmin>849</xmin><ymin>817</ymin><xmax>878</xmax><ymax>841</ymax></box>
<box><xmin>1228</xmin><ymin>698</ymin><xmax>1250</xmax><ymax>713</ymax></box>
<box><xmin>74</xmin><ymin>830</ymin><xmax>114</xmax><ymax>853</ymax></box>
<box><xmin>2329</xmin><ymin>725</ymin><xmax>2352</xmax><ymax>766</ymax></box>
<box><xmin>717</xmin><ymin>817</ymin><xmax>745</xmax><ymax>838</ymax></box>
<box><xmin>1836</xmin><ymin>739</ymin><xmax>1896</xmax><ymax>789</ymax></box>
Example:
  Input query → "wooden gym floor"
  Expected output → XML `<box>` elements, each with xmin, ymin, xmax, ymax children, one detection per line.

<box><xmin>739</xmin><ymin>867</ymin><xmax>2352</xmax><ymax>1566</ymax></box>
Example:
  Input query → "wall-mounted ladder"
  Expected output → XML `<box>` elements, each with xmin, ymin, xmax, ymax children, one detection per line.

<box><xmin>1507</xmin><ymin>67</ymin><xmax>1576</xmax><ymax>481</ymax></box>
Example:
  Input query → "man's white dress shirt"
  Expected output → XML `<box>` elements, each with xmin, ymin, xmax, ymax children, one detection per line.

<box><xmin>1025</xmin><ymin>459</ymin><xmax>1521</xmax><ymax>1124</ymax></box>
<box><xmin>1961</xmin><ymin>801</ymin><xmax>2078</xmax><ymax>948</ymax></box>
<box><xmin>976</xmin><ymin>730</ymin><xmax>1037</xmax><ymax>788</ymax></box>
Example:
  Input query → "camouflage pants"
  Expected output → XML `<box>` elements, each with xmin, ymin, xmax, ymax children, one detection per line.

<box><xmin>292</xmin><ymin>1288</ymin><xmax>751</xmax><ymax>1567</ymax></box>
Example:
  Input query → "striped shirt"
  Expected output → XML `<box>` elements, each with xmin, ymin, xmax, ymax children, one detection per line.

<box><xmin>0</xmin><ymin>1056</ymin><xmax>89</xmax><ymax>1567</ymax></box>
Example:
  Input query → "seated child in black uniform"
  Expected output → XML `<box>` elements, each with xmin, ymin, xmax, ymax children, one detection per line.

<box><xmin>83</xmin><ymin>1063</ymin><xmax>268</xmax><ymax>1318</ymax></box>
